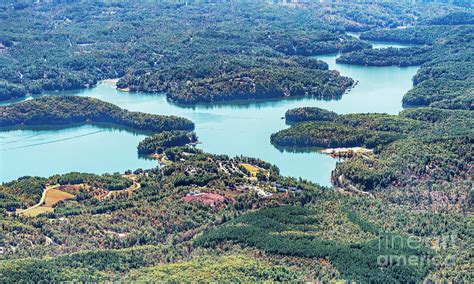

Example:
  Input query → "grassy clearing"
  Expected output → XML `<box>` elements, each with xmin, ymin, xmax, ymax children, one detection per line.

<box><xmin>21</xmin><ymin>206</ymin><xmax>54</xmax><ymax>217</ymax></box>
<box><xmin>240</xmin><ymin>163</ymin><xmax>260</xmax><ymax>176</ymax></box>
<box><xmin>240</xmin><ymin>163</ymin><xmax>269</xmax><ymax>177</ymax></box>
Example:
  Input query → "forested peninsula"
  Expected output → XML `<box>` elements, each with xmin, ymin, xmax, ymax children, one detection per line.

<box><xmin>271</xmin><ymin>106</ymin><xmax>471</xmax><ymax>149</ymax></box>
<box><xmin>0</xmin><ymin>96</ymin><xmax>194</xmax><ymax>133</ymax></box>
<box><xmin>137</xmin><ymin>131</ymin><xmax>198</xmax><ymax>155</ymax></box>
<box><xmin>273</xmin><ymin>106</ymin><xmax>472</xmax><ymax>188</ymax></box>
<box><xmin>0</xmin><ymin>96</ymin><xmax>198</xmax><ymax>156</ymax></box>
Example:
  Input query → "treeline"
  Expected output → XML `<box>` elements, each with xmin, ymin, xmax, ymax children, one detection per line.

<box><xmin>50</xmin><ymin>172</ymin><xmax>133</xmax><ymax>191</ymax></box>
<box><xmin>0</xmin><ymin>96</ymin><xmax>194</xmax><ymax>132</ymax></box>
<box><xmin>137</xmin><ymin>131</ymin><xmax>197</xmax><ymax>155</ymax></box>
<box><xmin>285</xmin><ymin>107</ymin><xmax>338</xmax><ymax>123</ymax></box>
<box><xmin>336</xmin><ymin>46</ymin><xmax>433</xmax><ymax>67</ymax></box>
<box><xmin>271</xmin><ymin>121</ymin><xmax>402</xmax><ymax>149</ymax></box>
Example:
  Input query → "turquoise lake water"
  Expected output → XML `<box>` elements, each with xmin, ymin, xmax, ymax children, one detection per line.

<box><xmin>0</xmin><ymin>43</ymin><xmax>419</xmax><ymax>186</ymax></box>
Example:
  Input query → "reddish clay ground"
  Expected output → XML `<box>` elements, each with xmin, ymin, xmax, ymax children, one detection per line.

<box><xmin>183</xmin><ymin>192</ymin><xmax>226</xmax><ymax>206</ymax></box>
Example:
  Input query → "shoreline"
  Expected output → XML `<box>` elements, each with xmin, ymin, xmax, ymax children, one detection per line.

<box><xmin>320</xmin><ymin>147</ymin><xmax>373</xmax><ymax>158</ymax></box>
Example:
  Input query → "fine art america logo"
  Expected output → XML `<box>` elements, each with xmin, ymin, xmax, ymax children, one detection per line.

<box><xmin>377</xmin><ymin>233</ymin><xmax>459</xmax><ymax>267</ymax></box>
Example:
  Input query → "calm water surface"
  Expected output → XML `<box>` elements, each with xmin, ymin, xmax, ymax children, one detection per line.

<box><xmin>0</xmin><ymin>45</ymin><xmax>419</xmax><ymax>186</ymax></box>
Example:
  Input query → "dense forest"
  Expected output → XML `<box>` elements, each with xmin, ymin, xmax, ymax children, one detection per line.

<box><xmin>137</xmin><ymin>131</ymin><xmax>197</xmax><ymax>155</ymax></box>
<box><xmin>0</xmin><ymin>1</ymin><xmax>466</xmax><ymax>103</ymax></box>
<box><xmin>0</xmin><ymin>96</ymin><xmax>194</xmax><ymax>132</ymax></box>
<box><xmin>285</xmin><ymin>107</ymin><xmax>339</xmax><ymax>123</ymax></box>
<box><xmin>271</xmin><ymin>120</ymin><xmax>403</xmax><ymax>148</ymax></box>
<box><xmin>195</xmin><ymin>206</ymin><xmax>432</xmax><ymax>282</ymax></box>
<box><xmin>0</xmin><ymin>0</ymin><xmax>472</xmax><ymax>283</ymax></box>
<box><xmin>273</xmin><ymin>107</ymin><xmax>432</xmax><ymax>148</ymax></box>
<box><xmin>336</xmin><ymin>46</ymin><xmax>434</xmax><ymax>66</ymax></box>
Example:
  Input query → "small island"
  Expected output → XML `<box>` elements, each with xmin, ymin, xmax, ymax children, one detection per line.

<box><xmin>285</xmin><ymin>107</ymin><xmax>339</xmax><ymax>123</ymax></box>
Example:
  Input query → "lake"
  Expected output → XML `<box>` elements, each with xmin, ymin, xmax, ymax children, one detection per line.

<box><xmin>0</xmin><ymin>44</ymin><xmax>419</xmax><ymax>186</ymax></box>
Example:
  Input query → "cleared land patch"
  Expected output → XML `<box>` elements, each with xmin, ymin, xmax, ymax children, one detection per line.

<box><xmin>21</xmin><ymin>206</ymin><xmax>54</xmax><ymax>217</ymax></box>
<box><xmin>17</xmin><ymin>185</ymin><xmax>75</xmax><ymax>217</ymax></box>
<box><xmin>44</xmin><ymin>189</ymin><xmax>74</xmax><ymax>207</ymax></box>
<box><xmin>240</xmin><ymin>163</ymin><xmax>269</xmax><ymax>178</ymax></box>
